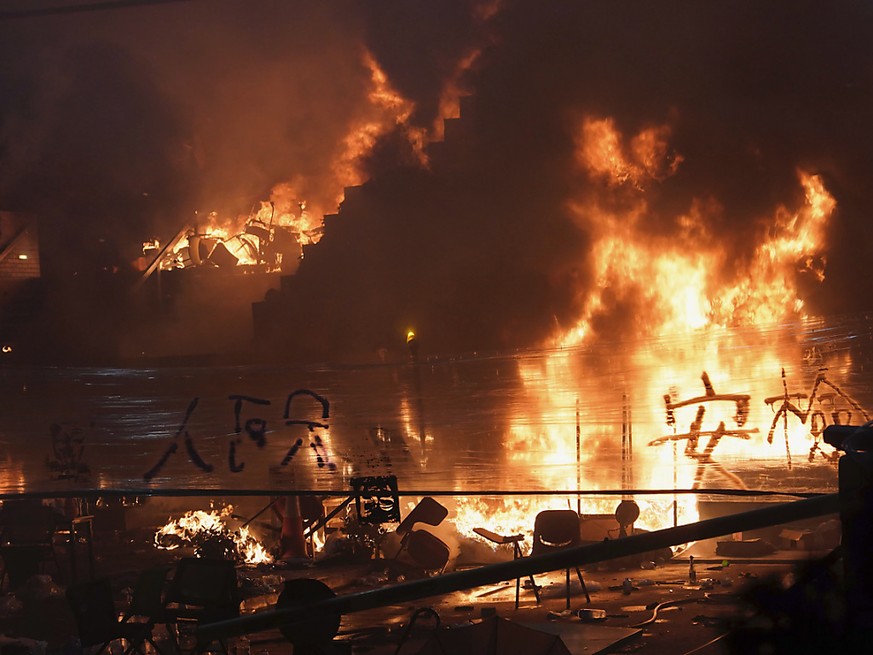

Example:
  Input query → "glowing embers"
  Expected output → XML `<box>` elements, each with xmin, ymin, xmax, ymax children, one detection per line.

<box><xmin>154</xmin><ymin>504</ymin><xmax>273</xmax><ymax>565</ymax></box>
<box><xmin>512</xmin><ymin>114</ymin><xmax>844</xmax><ymax>505</ymax></box>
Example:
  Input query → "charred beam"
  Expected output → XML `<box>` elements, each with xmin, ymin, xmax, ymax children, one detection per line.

<box><xmin>133</xmin><ymin>226</ymin><xmax>188</xmax><ymax>291</ymax></box>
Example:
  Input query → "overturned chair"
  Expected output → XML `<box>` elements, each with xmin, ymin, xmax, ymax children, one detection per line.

<box><xmin>394</xmin><ymin>497</ymin><xmax>452</xmax><ymax>575</ymax></box>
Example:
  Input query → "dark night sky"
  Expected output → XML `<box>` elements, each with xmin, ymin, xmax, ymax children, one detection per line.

<box><xmin>1</xmin><ymin>0</ymin><xmax>872</xmax><ymax>361</ymax></box>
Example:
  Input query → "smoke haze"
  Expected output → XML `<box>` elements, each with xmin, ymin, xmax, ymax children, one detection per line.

<box><xmin>1</xmin><ymin>0</ymin><xmax>871</xmax><ymax>361</ymax></box>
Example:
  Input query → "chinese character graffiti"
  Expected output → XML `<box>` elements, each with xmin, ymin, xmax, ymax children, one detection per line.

<box><xmin>143</xmin><ymin>389</ymin><xmax>337</xmax><ymax>480</ymax></box>
<box><xmin>227</xmin><ymin>394</ymin><xmax>271</xmax><ymax>472</ymax></box>
<box><xmin>143</xmin><ymin>397</ymin><xmax>213</xmax><ymax>481</ymax></box>
<box><xmin>46</xmin><ymin>421</ymin><xmax>91</xmax><ymax>480</ymax></box>
<box><xmin>650</xmin><ymin>371</ymin><xmax>757</xmax><ymax>488</ymax></box>
<box><xmin>280</xmin><ymin>389</ymin><xmax>335</xmax><ymax>471</ymax></box>
<box><xmin>764</xmin><ymin>367</ymin><xmax>869</xmax><ymax>465</ymax></box>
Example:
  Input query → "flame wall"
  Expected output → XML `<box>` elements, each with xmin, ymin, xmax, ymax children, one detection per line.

<box><xmin>1</xmin><ymin>313</ymin><xmax>871</xmax><ymax>500</ymax></box>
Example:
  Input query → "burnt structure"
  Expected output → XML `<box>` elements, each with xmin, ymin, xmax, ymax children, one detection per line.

<box><xmin>251</xmin><ymin>97</ymin><xmax>585</xmax><ymax>364</ymax></box>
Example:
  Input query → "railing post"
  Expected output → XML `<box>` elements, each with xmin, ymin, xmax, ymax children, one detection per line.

<box><xmin>839</xmin><ymin>452</ymin><xmax>873</xmax><ymax>631</ymax></box>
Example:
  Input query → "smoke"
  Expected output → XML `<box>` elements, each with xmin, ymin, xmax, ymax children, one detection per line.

<box><xmin>360</xmin><ymin>0</ymin><xmax>490</xmax><ymax>128</ymax></box>
<box><xmin>0</xmin><ymin>2</ymin><xmax>377</xmax><ymax>259</ymax></box>
<box><xmin>460</xmin><ymin>0</ymin><xmax>873</xmax><ymax>344</ymax></box>
<box><xmin>267</xmin><ymin>0</ymin><xmax>873</xmax><ymax>360</ymax></box>
<box><xmin>1</xmin><ymin>0</ymin><xmax>872</xmax><ymax>361</ymax></box>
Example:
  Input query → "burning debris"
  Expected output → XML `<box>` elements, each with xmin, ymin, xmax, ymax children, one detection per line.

<box><xmin>144</xmin><ymin>201</ymin><xmax>309</xmax><ymax>275</ymax></box>
<box><xmin>154</xmin><ymin>505</ymin><xmax>273</xmax><ymax>566</ymax></box>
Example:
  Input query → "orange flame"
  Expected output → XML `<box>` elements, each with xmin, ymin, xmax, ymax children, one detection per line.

<box><xmin>333</xmin><ymin>49</ymin><xmax>429</xmax><ymax>191</ymax></box>
<box><xmin>154</xmin><ymin>505</ymin><xmax>273</xmax><ymax>566</ymax></box>
<box><xmin>461</xmin><ymin>116</ymin><xmax>842</xmax><ymax>548</ymax></box>
<box><xmin>163</xmin><ymin>48</ymin><xmax>437</xmax><ymax>272</ymax></box>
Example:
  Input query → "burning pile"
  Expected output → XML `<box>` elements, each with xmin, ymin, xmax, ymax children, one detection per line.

<box><xmin>154</xmin><ymin>505</ymin><xmax>273</xmax><ymax>566</ymax></box>
<box><xmin>146</xmin><ymin>197</ymin><xmax>310</xmax><ymax>274</ymax></box>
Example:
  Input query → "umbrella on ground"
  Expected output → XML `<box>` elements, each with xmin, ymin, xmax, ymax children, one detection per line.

<box><xmin>414</xmin><ymin>616</ymin><xmax>572</xmax><ymax>655</ymax></box>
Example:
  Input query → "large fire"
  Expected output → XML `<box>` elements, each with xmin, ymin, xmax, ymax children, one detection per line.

<box><xmin>455</xmin><ymin>115</ymin><xmax>851</xmax><ymax>545</ymax></box>
<box><xmin>148</xmin><ymin>92</ymin><xmax>850</xmax><ymax>555</ymax></box>
<box><xmin>148</xmin><ymin>48</ymin><xmax>448</xmax><ymax>276</ymax></box>
<box><xmin>150</xmin><ymin>191</ymin><xmax>319</xmax><ymax>273</ymax></box>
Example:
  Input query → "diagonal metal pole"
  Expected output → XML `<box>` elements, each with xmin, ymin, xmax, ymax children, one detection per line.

<box><xmin>198</xmin><ymin>492</ymin><xmax>839</xmax><ymax>641</ymax></box>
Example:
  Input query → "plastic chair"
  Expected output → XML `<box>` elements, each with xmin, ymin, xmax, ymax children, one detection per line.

<box><xmin>394</xmin><ymin>498</ymin><xmax>451</xmax><ymax>574</ymax></box>
<box><xmin>473</xmin><ymin>527</ymin><xmax>541</xmax><ymax>609</ymax></box>
<box><xmin>163</xmin><ymin>557</ymin><xmax>241</xmax><ymax>655</ymax></box>
<box><xmin>54</xmin><ymin>514</ymin><xmax>96</xmax><ymax>582</ymax></box>
<box><xmin>531</xmin><ymin>509</ymin><xmax>590</xmax><ymax>608</ymax></box>
<box><xmin>403</xmin><ymin>530</ymin><xmax>452</xmax><ymax>574</ymax></box>
<box><xmin>395</xmin><ymin>498</ymin><xmax>448</xmax><ymax>540</ymax></box>
<box><xmin>122</xmin><ymin>566</ymin><xmax>172</xmax><ymax>625</ymax></box>
<box><xmin>66</xmin><ymin>577</ymin><xmax>163</xmax><ymax>655</ymax></box>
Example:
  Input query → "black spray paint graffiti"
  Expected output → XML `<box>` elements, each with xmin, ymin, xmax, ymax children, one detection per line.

<box><xmin>143</xmin><ymin>389</ymin><xmax>335</xmax><ymax>481</ymax></box>
<box><xmin>764</xmin><ymin>367</ymin><xmax>869</xmax><ymax>466</ymax></box>
<box><xmin>650</xmin><ymin>368</ymin><xmax>869</xmax><ymax>483</ymax></box>
<box><xmin>649</xmin><ymin>371</ymin><xmax>757</xmax><ymax>489</ymax></box>
<box><xmin>228</xmin><ymin>394</ymin><xmax>271</xmax><ymax>472</ymax></box>
<box><xmin>280</xmin><ymin>389</ymin><xmax>335</xmax><ymax>471</ymax></box>
<box><xmin>143</xmin><ymin>397</ymin><xmax>212</xmax><ymax>481</ymax></box>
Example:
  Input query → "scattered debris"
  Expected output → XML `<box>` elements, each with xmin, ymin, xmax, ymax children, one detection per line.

<box><xmin>577</xmin><ymin>608</ymin><xmax>607</xmax><ymax>622</ymax></box>
<box><xmin>692</xmin><ymin>614</ymin><xmax>729</xmax><ymax>628</ymax></box>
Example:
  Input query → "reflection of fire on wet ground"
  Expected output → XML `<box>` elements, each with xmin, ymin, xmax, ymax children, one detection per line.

<box><xmin>154</xmin><ymin>505</ymin><xmax>273</xmax><ymax>565</ymax></box>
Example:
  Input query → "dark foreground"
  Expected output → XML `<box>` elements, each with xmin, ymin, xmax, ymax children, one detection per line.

<box><xmin>0</xmin><ymin>522</ymin><xmax>844</xmax><ymax>655</ymax></box>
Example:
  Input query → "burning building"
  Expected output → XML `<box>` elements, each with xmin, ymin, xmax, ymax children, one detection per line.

<box><xmin>0</xmin><ymin>6</ymin><xmax>870</xmax><ymax>653</ymax></box>
<box><xmin>121</xmin><ymin>199</ymin><xmax>309</xmax><ymax>361</ymax></box>
<box><xmin>0</xmin><ymin>1</ymin><xmax>872</xmax><ymax>526</ymax></box>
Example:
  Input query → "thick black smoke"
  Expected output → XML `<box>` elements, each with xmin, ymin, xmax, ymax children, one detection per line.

<box><xmin>266</xmin><ymin>0</ymin><xmax>873</xmax><ymax>360</ymax></box>
<box><xmin>469</xmin><ymin>1</ymin><xmax>873</xmax><ymax>338</ymax></box>
<box><xmin>1</xmin><ymin>0</ymin><xmax>872</xmax><ymax>362</ymax></box>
